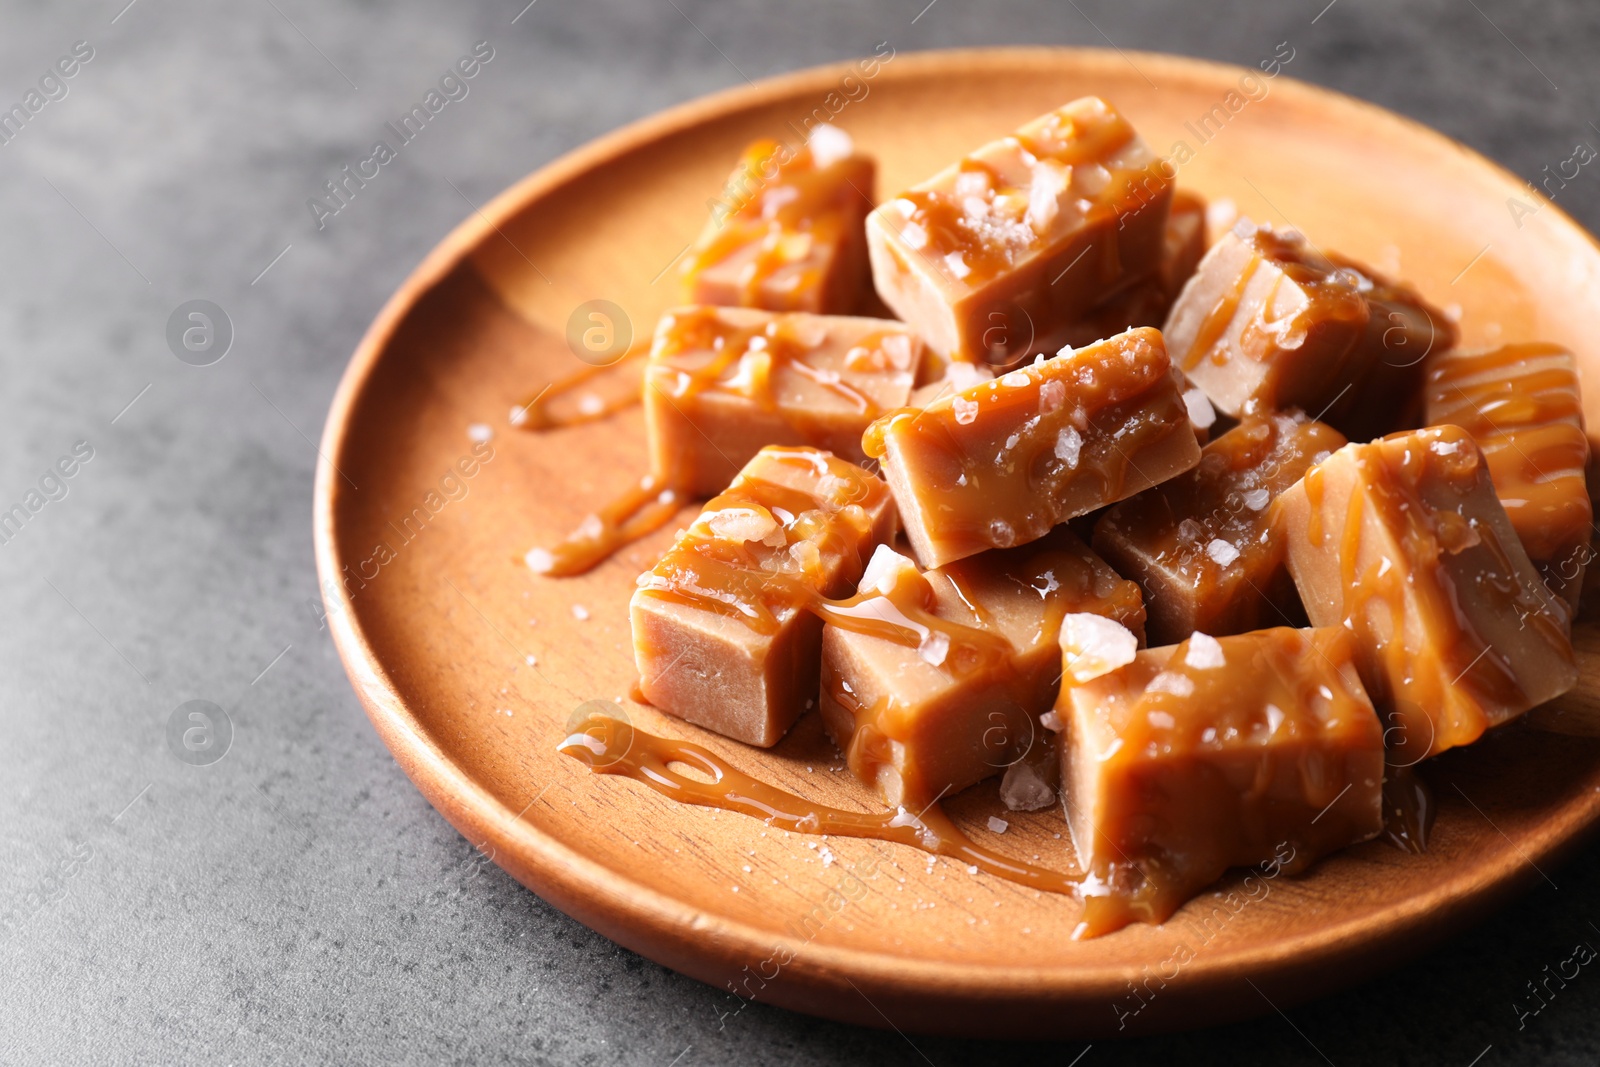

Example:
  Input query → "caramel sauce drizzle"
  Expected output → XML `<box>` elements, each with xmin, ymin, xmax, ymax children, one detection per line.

<box><xmin>526</xmin><ymin>312</ymin><xmax>907</xmax><ymax>578</ymax></box>
<box><xmin>1093</xmin><ymin>411</ymin><xmax>1344</xmax><ymax>641</ymax></box>
<box><xmin>1424</xmin><ymin>342</ymin><xmax>1591</xmax><ymax>569</ymax></box>
<box><xmin>862</xmin><ymin>332</ymin><xmax>1191</xmax><ymax>557</ymax></box>
<box><xmin>559</xmin><ymin>710</ymin><xmax>1085</xmax><ymax>896</ymax></box>
<box><xmin>1180</xmin><ymin>226</ymin><xmax>1451</xmax><ymax>428</ymax></box>
<box><xmin>817</xmin><ymin>551</ymin><xmax>1081</xmax><ymax>790</ymax></box>
<box><xmin>1066</xmin><ymin>627</ymin><xmax>1384</xmax><ymax>937</ymax></box>
<box><xmin>512</xmin><ymin>342</ymin><xmax>651</xmax><ymax>433</ymax></box>
<box><xmin>890</xmin><ymin>101</ymin><xmax>1166</xmax><ymax>291</ymax></box>
<box><xmin>681</xmin><ymin>138</ymin><xmax>860</xmax><ymax>306</ymax></box>
<box><xmin>1339</xmin><ymin>429</ymin><xmax>1566</xmax><ymax>758</ymax></box>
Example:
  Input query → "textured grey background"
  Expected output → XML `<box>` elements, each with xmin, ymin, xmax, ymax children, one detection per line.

<box><xmin>3</xmin><ymin>0</ymin><xmax>1599</xmax><ymax>1063</ymax></box>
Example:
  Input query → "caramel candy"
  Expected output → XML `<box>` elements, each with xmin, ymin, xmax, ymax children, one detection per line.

<box><xmin>866</xmin><ymin>97</ymin><xmax>1173</xmax><ymax>364</ymax></box>
<box><xmin>682</xmin><ymin>125</ymin><xmax>875</xmax><ymax>314</ymax></box>
<box><xmin>1164</xmin><ymin>221</ymin><xmax>1456</xmax><ymax>440</ymax></box>
<box><xmin>864</xmin><ymin>327</ymin><xmax>1201</xmax><ymax>569</ymax></box>
<box><xmin>1277</xmin><ymin>426</ymin><xmax>1577</xmax><ymax>761</ymax></box>
<box><xmin>1058</xmin><ymin>626</ymin><xmax>1384</xmax><ymax>937</ymax></box>
<box><xmin>1424</xmin><ymin>342</ymin><xmax>1592</xmax><ymax>607</ymax></box>
<box><xmin>644</xmin><ymin>306</ymin><xmax>919</xmax><ymax>497</ymax></box>
<box><xmin>1093</xmin><ymin>411</ymin><xmax>1347</xmax><ymax>645</ymax></box>
<box><xmin>631</xmin><ymin>446</ymin><xmax>895</xmax><ymax>746</ymax></box>
<box><xmin>818</xmin><ymin>528</ymin><xmax>1146</xmax><ymax>808</ymax></box>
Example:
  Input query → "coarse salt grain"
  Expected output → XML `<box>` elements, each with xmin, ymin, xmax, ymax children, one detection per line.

<box><xmin>1206</xmin><ymin>539</ymin><xmax>1240</xmax><ymax>566</ymax></box>
<box><xmin>1182</xmin><ymin>387</ymin><xmax>1216</xmax><ymax>430</ymax></box>
<box><xmin>1060</xmin><ymin>613</ymin><xmax>1138</xmax><ymax>683</ymax></box>
<box><xmin>1054</xmin><ymin>426</ymin><xmax>1083</xmax><ymax>468</ymax></box>
<box><xmin>1184</xmin><ymin>632</ymin><xmax>1226</xmax><ymax>670</ymax></box>
<box><xmin>1147</xmin><ymin>671</ymin><xmax>1195</xmax><ymax>698</ymax></box>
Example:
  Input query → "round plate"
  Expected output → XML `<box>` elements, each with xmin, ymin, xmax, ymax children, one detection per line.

<box><xmin>314</xmin><ymin>47</ymin><xmax>1600</xmax><ymax>1038</ymax></box>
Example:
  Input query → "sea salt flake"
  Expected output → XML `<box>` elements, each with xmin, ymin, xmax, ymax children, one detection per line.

<box><xmin>952</xmin><ymin>396</ymin><xmax>980</xmax><ymax>425</ymax></box>
<box><xmin>467</xmin><ymin>423</ymin><xmax>493</xmax><ymax>442</ymax></box>
<box><xmin>1182</xmin><ymin>387</ymin><xmax>1216</xmax><ymax>430</ymax></box>
<box><xmin>1054</xmin><ymin>426</ymin><xmax>1083</xmax><ymax>468</ymax></box>
<box><xmin>1243</xmin><ymin>488</ymin><xmax>1271</xmax><ymax>511</ymax></box>
<box><xmin>861</xmin><ymin>544</ymin><xmax>919</xmax><ymax>596</ymax></box>
<box><xmin>1147</xmin><ymin>671</ymin><xmax>1195</xmax><ymax>698</ymax></box>
<box><xmin>1184</xmin><ymin>632</ymin><xmax>1226</xmax><ymax>670</ymax></box>
<box><xmin>807</xmin><ymin>123</ymin><xmax>854</xmax><ymax>167</ymax></box>
<box><xmin>987</xmin><ymin>816</ymin><xmax>1009</xmax><ymax>834</ymax></box>
<box><xmin>1039</xmin><ymin>378</ymin><xmax>1066</xmax><ymax>414</ymax></box>
<box><xmin>1060</xmin><ymin>613</ymin><xmax>1138</xmax><ymax>683</ymax></box>
<box><xmin>708</xmin><ymin>506</ymin><xmax>779</xmax><ymax>544</ymax></box>
<box><xmin>1000</xmin><ymin>761</ymin><xmax>1056</xmax><ymax>810</ymax></box>
<box><xmin>571</xmin><ymin>604</ymin><xmax>591</xmax><ymax>621</ymax></box>
<box><xmin>1206</xmin><ymin>538</ymin><xmax>1240</xmax><ymax>566</ymax></box>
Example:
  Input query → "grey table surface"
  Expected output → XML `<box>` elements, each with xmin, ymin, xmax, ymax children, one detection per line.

<box><xmin>4</xmin><ymin>0</ymin><xmax>1600</xmax><ymax>1063</ymax></box>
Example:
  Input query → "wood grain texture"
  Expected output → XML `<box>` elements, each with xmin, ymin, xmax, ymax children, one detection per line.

<box><xmin>313</xmin><ymin>47</ymin><xmax>1600</xmax><ymax>1038</ymax></box>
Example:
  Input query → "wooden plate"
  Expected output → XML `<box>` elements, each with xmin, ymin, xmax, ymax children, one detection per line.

<box><xmin>314</xmin><ymin>47</ymin><xmax>1600</xmax><ymax>1038</ymax></box>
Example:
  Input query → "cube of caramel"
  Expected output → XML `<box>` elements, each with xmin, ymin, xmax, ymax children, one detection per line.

<box><xmin>1059</xmin><ymin>626</ymin><xmax>1384</xmax><ymax>937</ymax></box>
<box><xmin>1277</xmin><ymin>426</ymin><xmax>1578</xmax><ymax>761</ymax></box>
<box><xmin>682</xmin><ymin>126</ymin><xmax>875</xmax><ymax>314</ymax></box>
<box><xmin>818</xmin><ymin>528</ymin><xmax>1146</xmax><ymax>808</ymax></box>
<box><xmin>866</xmin><ymin>97</ymin><xmax>1172</xmax><ymax>364</ymax></box>
<box><xmin>1164</xmin><ymin>221</ymin><xmax>1456</xmax><ymax>440</ymax></box>
<box><xmin>864</xmin><ymin>327</ymin><xmax>1201</xmax><ymax>569</ymax></box>
<box><xmin>1424</xmin><ymin>343</ymin><xmax>1592</xmax><ymax>608</ymax></box>
<box><xmin>631</xmin><ymin>446</ymin><xmax>895</xmax><ymax>746</ymax></box>
<box><xmin>1093</xmin><ymin>411</ymin><xmax>1347</xmax><ymax>645</ymax></box>
<box><xmin>644</xmin><ymin>306</ymin><xmax>919</xmax><ymax>497</ymax></box>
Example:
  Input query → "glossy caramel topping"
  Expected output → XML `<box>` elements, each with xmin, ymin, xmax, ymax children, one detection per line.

<box><xmin>649</xmin><ymin>306</ymin><xmax>914</xmax><ymax>419</ymax></box>
<box><xmin>511</xmin><ymin>342</ymin><xmax>650</xmax><ymax>433</ymax></box>
<box><xmin>560</xmin><ymin>709</ymin><xmax>1085</xmax><ymax>896</ymax></box>
<box><xmin>527</xmin><ymin>310</ymin><xmax>913</xmax><ymax>577</ymax></box>
<box><xmin>1182</xmin><ymin>225</ymin><xmax>1369</xmax><ymax>372</ymax></box>
<box><xmin>635</xmin><ymin>447</ymin><xmax>890</xmax><ymax>635</ymax></box>
<box><xmin>681</xmin><ymin>130</ymin><xmax>870</xmax><ymax>307</ymax></box>
<box><xmin>824</xmin><ymin>536</ymin><xmax>1144</xmax><ymax>799</ymax></box>
<box><xmin>1424</xmin><ymin>343</ymin><xmax>1591</xmax><ymax>564</ymax></box>
<box><xmin>1300</xmin><ymin>426</ymin><xmax>1573</xmax><ymax>759</ymax></box>
<box><xmin>865</xmin><ymin>327</ymin><xmax>1195</xmax><ymax>561</ymax></box>
<box><xmin>881</xmin><ymin>97</ymin><xmax>1168</xmax><ymax>288</ymax></box>
<box><xmin>1093</xmin><ymin>411</ymin><xmax>1346</xmax><ymax>641</ymax></box>
<box><xmin>1062</xmin><ymin>626</ymin><xmax>1383</xmax><ymax>937</ymax></box>
<box><xmin>1079</xmin><ymin>628</ymin><xmax>1371</xmax><ymax>757</ymax></box>
<box><xmin>525</xmin><ymin>473</ymin><xmax>686</xmax><ymax>578</ymax></box>
<box><xmin>1171</xmin><ymin>222</ymin><xmax>1456</xmax><ymax>436</ymax></box>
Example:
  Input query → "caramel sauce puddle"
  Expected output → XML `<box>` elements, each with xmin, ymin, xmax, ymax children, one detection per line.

<box><xmin>560</xmin><ymin>710</ymin><xmax>1084</xmax><ymax>898</ymax></box>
